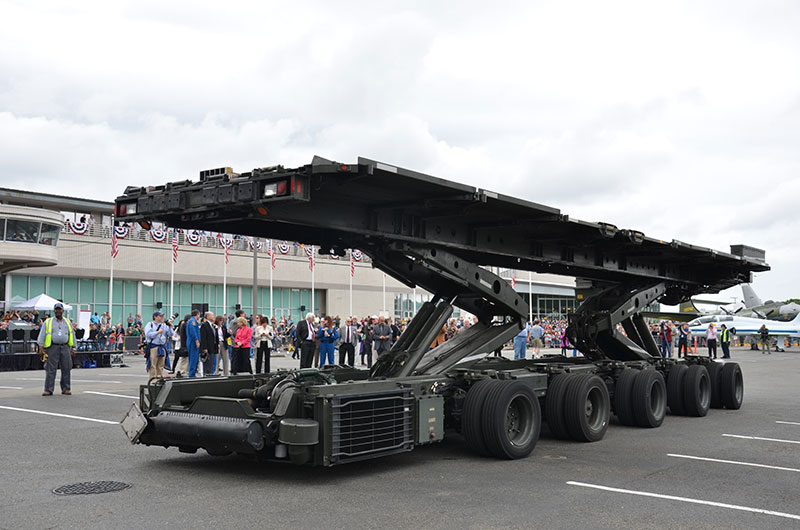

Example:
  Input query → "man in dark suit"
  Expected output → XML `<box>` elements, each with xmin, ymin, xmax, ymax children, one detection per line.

<box><xmin>372</xmin><ymin>316</ymin><xmax>392</xmax><ymax>359</ymax></box>
<box><xmin>338</xmin><ymin>317</ymin><xmax>359</xmax><ymax>366</ymax></box>
<box><xmin>296</xmin><ymin>312</ymin><xmax>316</xmax><ymax>369</ymax></box>
<box><xmin>199</xmin><ymin>312</ymin><xmax>218</xmax><ymax>376</ymax></box>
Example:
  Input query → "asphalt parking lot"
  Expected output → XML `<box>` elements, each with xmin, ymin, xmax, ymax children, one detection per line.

<box><xmin>1</xmin><ymin>346</ymin><xmax>798</xmax><ymax>530</ymax></box>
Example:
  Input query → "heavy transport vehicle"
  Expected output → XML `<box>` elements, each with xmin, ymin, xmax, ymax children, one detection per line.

<box><xmin>117</xmin><ymin>156</ymin><xmax>766</xmax><ymax>466</ymax></box>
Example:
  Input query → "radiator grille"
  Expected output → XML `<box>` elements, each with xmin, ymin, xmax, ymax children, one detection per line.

<box><xmin>329</xmin><ymin>390</ymin><xmax>414</xmax><ymax>463</ymax></box>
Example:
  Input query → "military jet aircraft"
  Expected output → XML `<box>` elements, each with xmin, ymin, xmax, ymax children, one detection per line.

<box><xmin>648</xmin><ymin>284</ymin><xmax>800</xmax><ymax>323</ymax></box>
<box><xmin>687</xmin><ymin>312</ymin><xmax>800</xmax><ymax>351</ymax></box>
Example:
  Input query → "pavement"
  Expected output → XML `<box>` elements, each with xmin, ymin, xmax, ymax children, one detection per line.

<box><xmin>1</xmin><ymin>346</ymin><xmax>799</xmax><ymax>529</ymax></box>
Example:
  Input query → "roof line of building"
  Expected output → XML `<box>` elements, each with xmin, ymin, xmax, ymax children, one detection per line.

<box><xmin>0</xmin><ymin>187</ymin><xmax>113</xmax><ymax>214</ymax></box>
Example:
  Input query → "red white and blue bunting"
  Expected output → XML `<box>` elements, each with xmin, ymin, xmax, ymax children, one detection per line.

<box><xmin>149</xmin><ymin>228</ymin><xmax>167</xmax><ymax>243</ymax></box>
<box><xmin>113</xmin><ymin>226</ymin><xmax>129</xmax><ymax>239</ymax></box>
<box><xmin>277</xmin><ymin>241</ymin><xmax>290</xmax><ymax>254</ymax></box>
<box><xmin>352</xmin><ymin>249</ymin><xmax>363</xmax><ymax>262</ymax></box>
<box><xmin>66</xmin><ymin>220</ymin><xmax>88</xmax><ymax>235</ymax></box>
<box><xmin>247</xmin><ymin>237</ymin><xmax>263</xmax><ymax>251</ymax></box>
<box><xmin>185</xmin><ymin>230</ymin><xmax>202</xmax><ymax>246</ymax></box>
<box><xmin>217</xmin><ymin>234</ymin><xmax>234</xmax><ymax>249</ymax></box>
<box><xmin>329</xmin><ymin>249</ymin><xmax>339</xmax><ymax>260</ymax></box>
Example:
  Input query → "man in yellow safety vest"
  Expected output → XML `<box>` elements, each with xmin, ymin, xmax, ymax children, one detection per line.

<box><xmin>36</xmin><ymin>302</ymin><xmax>76</xmax><ymax>396</ymax></box>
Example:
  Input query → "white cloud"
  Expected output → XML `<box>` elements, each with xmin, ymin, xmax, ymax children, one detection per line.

<box><xmin>1</xmin><ymin>0</ymin><xmax>798</xmax><ymax>301</ymax></box>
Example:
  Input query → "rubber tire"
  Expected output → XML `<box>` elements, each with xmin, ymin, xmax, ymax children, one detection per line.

<box><xmin>462</xmin><ymin>379</ymin><xmax>495</xmax><ymax>456</ymax></box>
<box><xmin>721</xmin><ymin>362</ymin><xmax>744</xmax><ymax>410</ymax></box>
<box><xmin>667</xmin><ymin>364</ymin><xmax>688</xmax><ymax>415</ymax></box>
<box><xmin>545</xmin><ymin>373</ymin><xmax>572</xmax><ymax>439</ymax></box>
<box><xmin>708</xmin><ymin>362</ymin><xmax>725</xmax><ymax>409</ymax></box>
<box><xmin>481</xmin><ymin>380</ymin><xmax>542</xmax><ymax>459</ymax></box>
<box><xmin>631</xmin><ymin>369</ymin><xmax>667</xmax><ymax>428</ymax></box>
<box><xmin>614</xmin><ymin>368</ymin><xmax>639</xmax><ymax>426</ymax></box>
<box><xmin>683</xmin><ymin>364</ymin><xmax>711</xmax><ymax>417</ymax></box>
<box><xmin>564</xmin><ymin>374</ymin><xmax>611</xmax><ymax>442</ymax></box>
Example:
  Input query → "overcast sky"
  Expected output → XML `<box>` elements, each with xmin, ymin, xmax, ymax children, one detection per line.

<box><xmin>1</xmin><ymin>0</ymin><xmax>798</xmax><ymax>303</ymax></box>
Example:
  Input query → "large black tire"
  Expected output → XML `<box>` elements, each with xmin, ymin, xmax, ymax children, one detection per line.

<box><xmin>462</xmin><ymin>379</ymin><xmax>495</xmax><ymax>456</ymax></box>
<box><xmin>632</xmin><ymin>369</ymin><xmax>667</xmax><ymax>428</ymax></box>
<box><xmin>683</xmin><ymin>364</ymin><xmax>711</xmax><ymax>417</ymax></box>
<box><xmin>544</xmin><ymin>373</ymin><xmax>572</xmax><ymax>439</ymax></box>
<box><xmin>614</xmin><ymin>368</ymin><xmax>639</xmax><ymax>426</ymax></box>
<box><xmin>721</xmin><ymin>362</ymin><xmax>744</xmax><ymax>410</ymax></box>
<box><xmin>667</xmin><ymin>364</ymin><xmax>688</xmax><ymax>415</ymax></box>
<box><xmin>480</xmin><ymin>380</ymin><xmax>542</xmax><ymax>459</ymax></box>
<box><xmin>708</xmin><ymin>362</ymin><xmax>725</xmax><ymax>409</ymax></box>
<box><xmin>564</xmin><ymin>374</ymin><xmax>611</xmax><ymax>442</ymax></box>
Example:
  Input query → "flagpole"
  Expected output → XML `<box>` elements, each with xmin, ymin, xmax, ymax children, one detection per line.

<box><xmin>310</xmin><ymin>245</ymin><xmax>315</xmax><ymax>316</ymax></box>
<box><xmin>109</xmin><ymin>215</ymin><xmax>115</xmax><ymax>324</ymax></box>
<box><xmin>169</xmin><ymin>230</ymin><xmax>175</xmax><ymax>319</ymax></box>
<box><xmin>252</xmin><ymin>238</ymin><xmax>258</xmax><ymax>318</ymax></box>
<box><xmin>349</xmin><ymin>251</ymin><xmax>353</xmax><ymax>317</ymax></box>
<box><xmin>528</xmin><ymin>270</ymin><xmax>533</xmax><ymax>324</ymax></box>
<box><xmin>269</xmin><ymin>240</ymin><xmax>274</xmax><ymax>320</ymax></box>
<box><xmin>223</xmin><ymin>238</ymin><xmax>228</xmax><ymax>317</ymax></box>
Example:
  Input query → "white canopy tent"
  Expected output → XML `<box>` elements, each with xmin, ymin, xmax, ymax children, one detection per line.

<box><xmin>12</xmin><ymin>293</ymin><xmax>73</xmax><ymax>312</ymax></box>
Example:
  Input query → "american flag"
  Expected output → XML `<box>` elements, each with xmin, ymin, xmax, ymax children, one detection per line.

<box><xmin>111</xmin><ymin>229</ymin><xmax>119</xmax><ymax>259</ymax></box>
<box><xmin>225</xmin><ymin>245</ymin><xmax>230</xmax><ymax>265</ymax></box>
<box><xmin>307</xmin><ymin>246</ymin><xmax>314</xmax><ymax>271</ymax></box>
<box><xmin>269</xmin><ymin>240</ymin><xmax>276</xmax><ymax>270</ymax></box>
<box><xmin>171</xmin><ymin>230</ymin><xmax>179</xmax><ymax>263</ymax></box>
<box><xmin>350</xmin><ymin>250</ymin><xmax>355</xmax><ymax>277</ymax></box>
<box><xmin>511</xmin><ymin>273</ymin><xmax>516</xmax><ymax>289</ymax></box>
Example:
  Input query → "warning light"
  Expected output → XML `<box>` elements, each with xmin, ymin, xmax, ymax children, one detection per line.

<box><xmin>340</xmin><ymin>164</ymin><xmax>349</xmax><ymax>171</ymax></box>
<box><xmin>276</xmin><ymin>181</ymin><xmax>287</xmax><ymax>195</ymax></box>
<box><xmin>257</xmin><ymin>206</ymin><xmax>268</xmax><ymax>215</ymax></box>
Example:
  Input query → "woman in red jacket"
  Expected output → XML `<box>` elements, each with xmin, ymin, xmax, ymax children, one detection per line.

<box><xmin>232</xmin><ymin>317</ymin><xmax>252</xmax><ymax>375</ymax></box>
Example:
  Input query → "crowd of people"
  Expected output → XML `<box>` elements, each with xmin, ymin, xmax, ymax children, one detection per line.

<box><xmin>646</xmin><ymin>320</ymin><xmax>778</xmax><ymax>359</ymax></box>
<box><xmin>4</xmin><ymin>304</ymin><xmax>787</xmax><ymax>375</ymax></box>
<box><xmin>136</xmin><ymin>310</ymin><xmax>587</xmax><ymax>380</ymax></box>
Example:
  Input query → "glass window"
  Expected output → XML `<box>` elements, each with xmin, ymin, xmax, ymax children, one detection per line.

<box><xmin>29</xmin><ymin>276</ymin><xmax>46</xmax><ymax>296</ymax></box>
<box><xmin>39</xmin><ymin>223</ymin><xmax>61</xmax><ymax>246</ymax></box>
<box><xmin>192</xmin><ymin>284</ymin><xmax>204</xmax><ymax>304</ymax></box>
<box><xmin>112</xmin><ymin>280</ymin><xmax>123</xmax><ymax>304</ymax></box>
<box><xmin>180</xmin><ymin>283</ymin><xmax>191</xmax><ymax>306</ymax></box>
<box><xmin>11</xmin><ymin>275</ymin><xmax>28</xmax><ymax>300</ymax></box>
<box><xmin>47</xmin><ymin>277</ymin><xmax>62</xmax><ymax>300</ymax></box>
<box><xmin>79</xmin><ymin>279</ymin><xmax>94</xmax><ymax>304</ymax></box>
<box><xmin>63</xmin><ymin>278</ymin><xmax>78</xmax><ymax>305</ymax></box>
<box><xmin>5</xmin><ymin>219</ymin><xmax>40</xmax><ymax>243</ymax></box>
<box><xmin>124</xmin><ymin>281</ymin><xmax>137</xmax><ymax>304</ymax></box>
<box><xmin>141</xmin><ymin>283</ymin><xmax>154</xmax><ymax>306</ymax></box>
<box><xmin>95</xmin><ymin>279</ymin><xmax>109</xmax><ymax>303</ymax></box>
<box><xmin>0</xmin><ymin>219</ymin><xmax>5</xmax><ymax>240</ymax></box>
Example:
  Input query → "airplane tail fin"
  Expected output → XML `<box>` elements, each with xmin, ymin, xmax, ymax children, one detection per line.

<box><xmin>742</xmin><ymin>284</ymin><xmax>763</xmax><ymax>308</ymax></box>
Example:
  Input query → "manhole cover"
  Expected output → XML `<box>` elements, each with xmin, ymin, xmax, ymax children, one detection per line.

<box><xmin>52</xmin><ymin>481</ymin><xmax>131</xmax><ymax>495</ymax></box>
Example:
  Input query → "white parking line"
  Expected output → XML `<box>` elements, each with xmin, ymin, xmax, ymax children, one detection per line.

<box><xmin>776</xmin><ymin>421</ymin><xmax>800</xmax><ymax>426</ymax></box>
<box><xmin>722</xmin><ymin>434</ymin><xmax>800</xmax><ymax>445</ymax></box>
<box><xmin>667</xmin><ymin>453</ymin><xmax>800</xmax><ymax>473</ymax></box>
<box><xmin>0</xmin><ymin>386</ymin><xmax>24</xmax><ymax>389</ymax></box>
<box><xmin>84</xmin><ymin>391</ymin><xmax>137</xmax><ymax>399</ymax></box>
<box><xmin>15</xmin><ymin>378</ymin><xmax>122</xmax><ymax>384</ymax></box>
<box><xmin>566</xmin><ymin>481</ymin><xmax>800</xmax><ymax>521</ymax></box>
<box><xmin>0</xmin><ymin>405</ymin><xmax>118</xmax><ymax>425</ymax></box>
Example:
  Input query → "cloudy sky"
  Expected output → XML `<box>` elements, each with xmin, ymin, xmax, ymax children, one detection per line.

<box><xmin>2</xmin><ymin>0</ymin><xmax>798</xmax><ymax>302</ymax></box>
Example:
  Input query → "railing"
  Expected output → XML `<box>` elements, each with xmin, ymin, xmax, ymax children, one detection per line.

<box><xmin>60</xmin><ymin>223</ymin><xmax>371</xmax><ymax>261</ymax></box>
